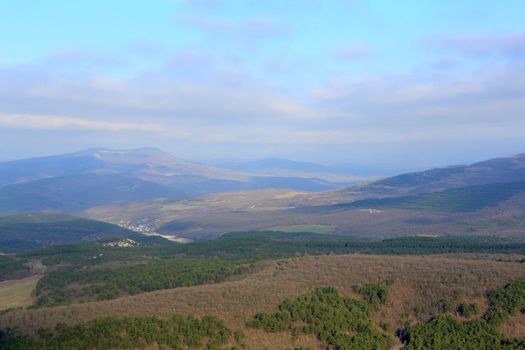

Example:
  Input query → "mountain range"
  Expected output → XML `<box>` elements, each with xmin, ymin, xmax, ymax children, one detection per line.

<box><xmin>0</xmin><ymin>148</ymin><xmax>353</xmax><ymax>212</ymax></box>
<box><xmin>368</xmin><ymin>153</ymin><xmax>525</xmax><ymax>194</ymax></box>
<box><xmin>2</xmin><ymin>148</ymin><xmax>525</xmax><ymax>243</ymax></box>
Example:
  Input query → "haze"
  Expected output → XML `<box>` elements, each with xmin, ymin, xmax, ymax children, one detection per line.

<box><xmin>1</xmin><ymin>0</ymin><xmax>524</xmax><ymax>170</ymax></box>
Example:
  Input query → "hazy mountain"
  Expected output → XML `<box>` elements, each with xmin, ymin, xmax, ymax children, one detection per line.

<box><xmin>351</xmin><ymin>153</ymin><xmax>525</xmax><ymax>196</ymax></box>
<box><xmin>217</xmin><ymin>158</ymin><xmax>390</xmax><ymax>177</ymax></box>
<box><xmin>0</xmin><ymin>173</ymin><xmax>182</xmax><ymax>212</ymax></box>
<box><xmin>0</xmin><ymin>147</ymin><xmax>246</xmax><ymax>187</ymax></box>
<box><xmin>0</xmin><ymin>148</ymin><xmax>349</xmax><ymax>212</ymax></box>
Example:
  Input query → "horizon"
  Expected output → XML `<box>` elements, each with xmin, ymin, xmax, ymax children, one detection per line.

<box><xmin>1</xmin><ymin>1</ymin><xmax>525</xmax><ymax>169</ymax></box>
<box><xmin>1</xmin><ymin>145</ymin><xmax>524</xmax><ymax>177</ymax></box>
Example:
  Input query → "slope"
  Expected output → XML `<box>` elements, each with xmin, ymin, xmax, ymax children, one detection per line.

<box><xmin>0</xmin><ymin>212</ymin><xmax>138</xmax><ymax>251</ymax></box>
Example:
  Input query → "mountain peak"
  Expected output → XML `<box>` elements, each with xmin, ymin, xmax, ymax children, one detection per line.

<box><xmin>74</xmin><ymin>147</ymin><xmax>170</xmax><ymax>157</ymax></box>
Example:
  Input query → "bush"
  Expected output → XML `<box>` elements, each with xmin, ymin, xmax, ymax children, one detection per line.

<box><xmin>457</xmin><ymin>303</ymin><xmax>480</xmax><ymax>318</ymax></box>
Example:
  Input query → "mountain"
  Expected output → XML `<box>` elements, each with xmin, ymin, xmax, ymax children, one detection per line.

<box><xmin>366</xmin><ymin>153</ymin><xmax>525</xmax><ymax>195</ymax></box>
<box><xmin>0</xmin><ymin>174</ymin><xmax>182</xmax><ymax>212</ymax></box>
<box><xmin>0</xmin><ymin>148</ymin><xmax>349</xmax><ymax>212</ymax></box>
<box><xmin>0</xmin><ymin>147</ymin><xmax>246</xmax><ymax>187</ymax></box>
<box><xmin>332</xmin><ymin>180</ymin><xmax>525</xmax><ymax>213</ymax></box>
<box><xmin>217</xmin><ymin>158</ymin><xmax>390</xmax><ymax>177</ymax></box>
<box><xmin>0</xmin><ymin>212</ymin><xmax>138</xmax><ymax>251</ymax></box>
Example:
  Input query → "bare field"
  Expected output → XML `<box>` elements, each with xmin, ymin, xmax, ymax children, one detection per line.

<box><xmin>0</xmin><ymin>275</ymin><xmax>39</xmax><ymax>311</ymax></box>
<box><xmin>2</xmin><ymin>254</ymin><xmax>525</xmax><ymax>349</ymax></box>
<box><xmin>81</xmin><ymin>188</ymin><xmax>525</xmax><ymax>241</ymax></box>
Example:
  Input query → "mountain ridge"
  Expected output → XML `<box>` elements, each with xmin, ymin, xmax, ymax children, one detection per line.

<box><xmin>0</xmin><ymin>148</ymin><xmax>353</xmax><ymax>212</ymax></box>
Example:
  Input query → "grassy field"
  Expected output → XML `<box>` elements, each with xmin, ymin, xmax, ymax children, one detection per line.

<box><xmin>2</xmin><ymin>254</ymin><xmax>525</xmax><ymax>349</ymax></box>
<box><xmin>272</xmin><ymin>191</ymin><xmax>307</xmax><ymax>199</ymax></box>
<box><xmin>0</xmin><ymin>275</ymin><xmax>39</xmax><ymax>311</ymax></box>
<box><xmin>262</xmin><ymin>224</ymin><xmax>335</xmax><ymax>234</ymax></box>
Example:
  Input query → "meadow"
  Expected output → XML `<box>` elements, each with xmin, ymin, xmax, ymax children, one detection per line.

<box><xmin>0</xmin><ymin>275</ymin><xmax>39</xmax><ymax>311</ymax></box>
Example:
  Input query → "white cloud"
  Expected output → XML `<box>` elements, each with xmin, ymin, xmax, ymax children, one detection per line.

<box><xmin>0</xmin><ymin>114</ymin><xmax>163</xmax><ymax>132</ymax></box>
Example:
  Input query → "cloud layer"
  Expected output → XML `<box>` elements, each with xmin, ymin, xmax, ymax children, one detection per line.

<box><xmin>1</xmin><ymin>1</ymin><xmax>524</xmax><ymax>166</ymax></box>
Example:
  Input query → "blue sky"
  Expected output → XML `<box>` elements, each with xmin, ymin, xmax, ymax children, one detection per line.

<box><xmin>1</xmin><ymin>0</ymin><xmax>524</xmax><ymax>169</ymax></box>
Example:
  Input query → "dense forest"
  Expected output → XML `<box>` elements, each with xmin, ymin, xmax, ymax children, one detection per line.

<box><xmin>249</xmin><ymin>283</ymin><xmax>393</xmax><ymax>350</ymax></box>
<box><xmin>401</xmin><ymin>278</ymin><xmax>525</xmax><ymax>349</ymax></box>
<box><xmin>0</xmin><ymin>314</ymin><xmax>240</xmax><ymax>350</ymax></box>
<box><xmin>0</xmin><ymin>232</ymin><xmax>525</xmax><ymax>293</ymax></box>
<box><xmin>18</xmin><ymin>232</ymin><xmax>525</xmax><ymax>268</ymax></box>
<box><xmin>35</xmin><ymin>259</ymin><xmax>251</xmax><ymax>305</ymax></box>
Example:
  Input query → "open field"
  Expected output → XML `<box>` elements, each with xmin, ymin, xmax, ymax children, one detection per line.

<box><xmin>2</xmin><ymin>254</ymin><xmax>525</xmax><ymax>349</ymax></box>
<box><xmin>0</xmin><ymin>275</ymin><xmax>39</xmax><ymax>311</ymax></box>
<box><xmin>80</xmin><ymin>185</ymin><xmax>525</xmax><ymax>242</ymax></box>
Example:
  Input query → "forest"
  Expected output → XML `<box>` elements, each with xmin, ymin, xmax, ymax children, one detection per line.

<box><xmin>401</xmin><ymin>278</ymin><xmax>525</xmax><ymax>349</ymax></box>
<box><xmin>35</xmin><ymin>259</ymin><xmax>251</xmax><ymax>305</ymax></box>
<box><xmin>248</xmin><ymin>283</ymin><xmax>393</xmax><ymax>350</ymax></box>
<box><xmin>0</xmin><ymin>314</ymin><xmax>240</xmax><ymax>350</ymax></box>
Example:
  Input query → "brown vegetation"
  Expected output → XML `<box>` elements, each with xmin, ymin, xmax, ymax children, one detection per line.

<box><xmin>2</xmin><ymin>254</ymin><xmax>525</xmax><ymax>349</ymax></box>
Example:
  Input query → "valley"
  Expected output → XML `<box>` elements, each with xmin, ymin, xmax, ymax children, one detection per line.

<box><xmin>1</xmin><ymin>149</ymin><xmax>525</xmax><ymax>349</ymax></box>
<box><xmin>3</xmin><ymin>2</ymin><xmax>523</xmax><ymax>348</ymax></box>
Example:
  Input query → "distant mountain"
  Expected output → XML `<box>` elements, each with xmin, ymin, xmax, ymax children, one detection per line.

<box><xmin>355</xmin><ymin>153</ymin><xmax>525</xmax><ymax>196</ymax></box>
<box><xmin>0</xmin><ymin>148</ymin><xmax>349</xmax><ymax>212</ymax></box>
<box><xmin>0</xmin><ymin>173</ymin><xmax>182</xmax><ymax>212</ymax></box>
<box><xmin>333</xmin><ymin>180</ymin><xmax>525</xmax><ymax>213</ymax></box>
<box><xmin>0</xmin><ymin>212</ymin><xmax>138</xmax><ymax>251</ymax></box>
<box><xmin>0</xmin><ymin>147</ymin><xmax>246</xmax><ymax>187</ymax></box>
<box><xmin>217</xmin><ymin>158</ymin><xmax>389</xmax><ymax>177</ymax></box>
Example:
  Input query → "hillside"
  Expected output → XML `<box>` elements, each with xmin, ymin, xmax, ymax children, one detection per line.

<box><xmin>0</xmin><ymin>213</ymin><xmax>138</xmax><ymax>252</ymax></box>
<box><xmin>364</xmin><ymin>153</ymin><xmax>525</xmax><ymax>195</ymax></box>
<box><xmin>332</xmin><ymin>180</ymin><xmax>525</xmax><ymax>213</ymax></box>
<box><xmin>0</xmin><ymin>148</ymin><xmax>351</xmax><ymax>212</ymax></box>
<box><xmin>2</xmin><ymin>253</ymin><xmax>525</xmax><ymax>349</ymax></box>
<box><xmin>216</xmin><ymin>157</ymin><xmax>388</xmax><ymax>180</ymax></box>
<box><xmin>0</xmin><ymin>147</ymin><xmax>246</xmax><ymax>186</ymax></box>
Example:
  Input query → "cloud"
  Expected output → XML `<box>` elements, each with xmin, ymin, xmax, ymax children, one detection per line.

<box><xmin>310</xmin><ymin>57</ymin><xmax>525</xmax><ymax>140</ymax></box>
<box><xmin>428</xmin><ymin>32</ymin><xmax>525</xmax><ymax>58</ymax></box>
<box><xmin>1</xmin><ymin>41</ymin><xmax>525</xmax><ymax>160</ymax></box>
<box><xmin>334</xmin><ymin>43</ymin><xmax>374</xmax><ymax>60</ymax></box>
<box><xmin>183</xmin><ymin>0</ymin><xmax>224</xmax><ymax>9</ymax></box>
<box><xmin>0</xmin><ymin>113</ymin><xmax>163</xmax><ymax>132</ymax></box>
<box><xmin>127</xmin><ymin>41</ymin><xmax>166</xmax><ymax>58</ymax></box>
<box><xmin>175</xmin><ymin>14</ymin><xmax>290</xmax><ymax>44</ymax></box>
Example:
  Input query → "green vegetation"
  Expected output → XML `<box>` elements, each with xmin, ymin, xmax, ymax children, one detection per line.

<box><xmin>35</xmin><ymin>259</ymin><xmax>251</xmax><ymax>305</ymax></box>
<box><xmin>0</xmin><ymin>213</ymin><xmax>137</xmax><ymax>252</ymax></box>
<box><xmin>457</xmin><ymin>303</ymin><xmax>480</xmax><ymax>318</ymax></box>
<box><xmin>352</xmin><ymin>281</ymin><xmax>390</xmax><ymax>306</ymax></box>
<box><xmin>402</xmin><ymin>278</ymin><xmax>525</xmax><ymax>349</ymax></box>
<box><xmin>5</xmin><ymin>233</ymin><xmax>525</xmax><ymax>308</ymax></box>
<box><xmin>249</xmin><ymin>285</ymin><xmax>392</xmax><ymax>350</ymax></box>
<box><xmin>0</xmin><ymin>314</ymin><xmax>237</xmax><ymax>350</ymax></box>
<box><xmin>0</xmin><ymin>255</ymin><xmax>29</xmax><ymax>281</ymax></box>
<box><xmin>402</xmin><ymin>315</ymin><xmax>524</xmax><ymax>350</ymax></box>
<box><xmin>337</xmin><ymin>180</ymin><xmax>525</xmax><ymax>212</ymax></box>
<box><xmin>18</xmin><ymin>233</ymin><xmax>525</xmax><ymax>268</ymax></box>
<box><xmin>484</xmin><ymin>277</ymin><xmax>525</xmax><ymax>325</ymax></box>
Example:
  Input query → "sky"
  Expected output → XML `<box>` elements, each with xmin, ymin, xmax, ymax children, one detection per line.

<box><xmin>1</xmin><ymin>0</ymin><xmax>524</xmax><ymax>169</ymax></box>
